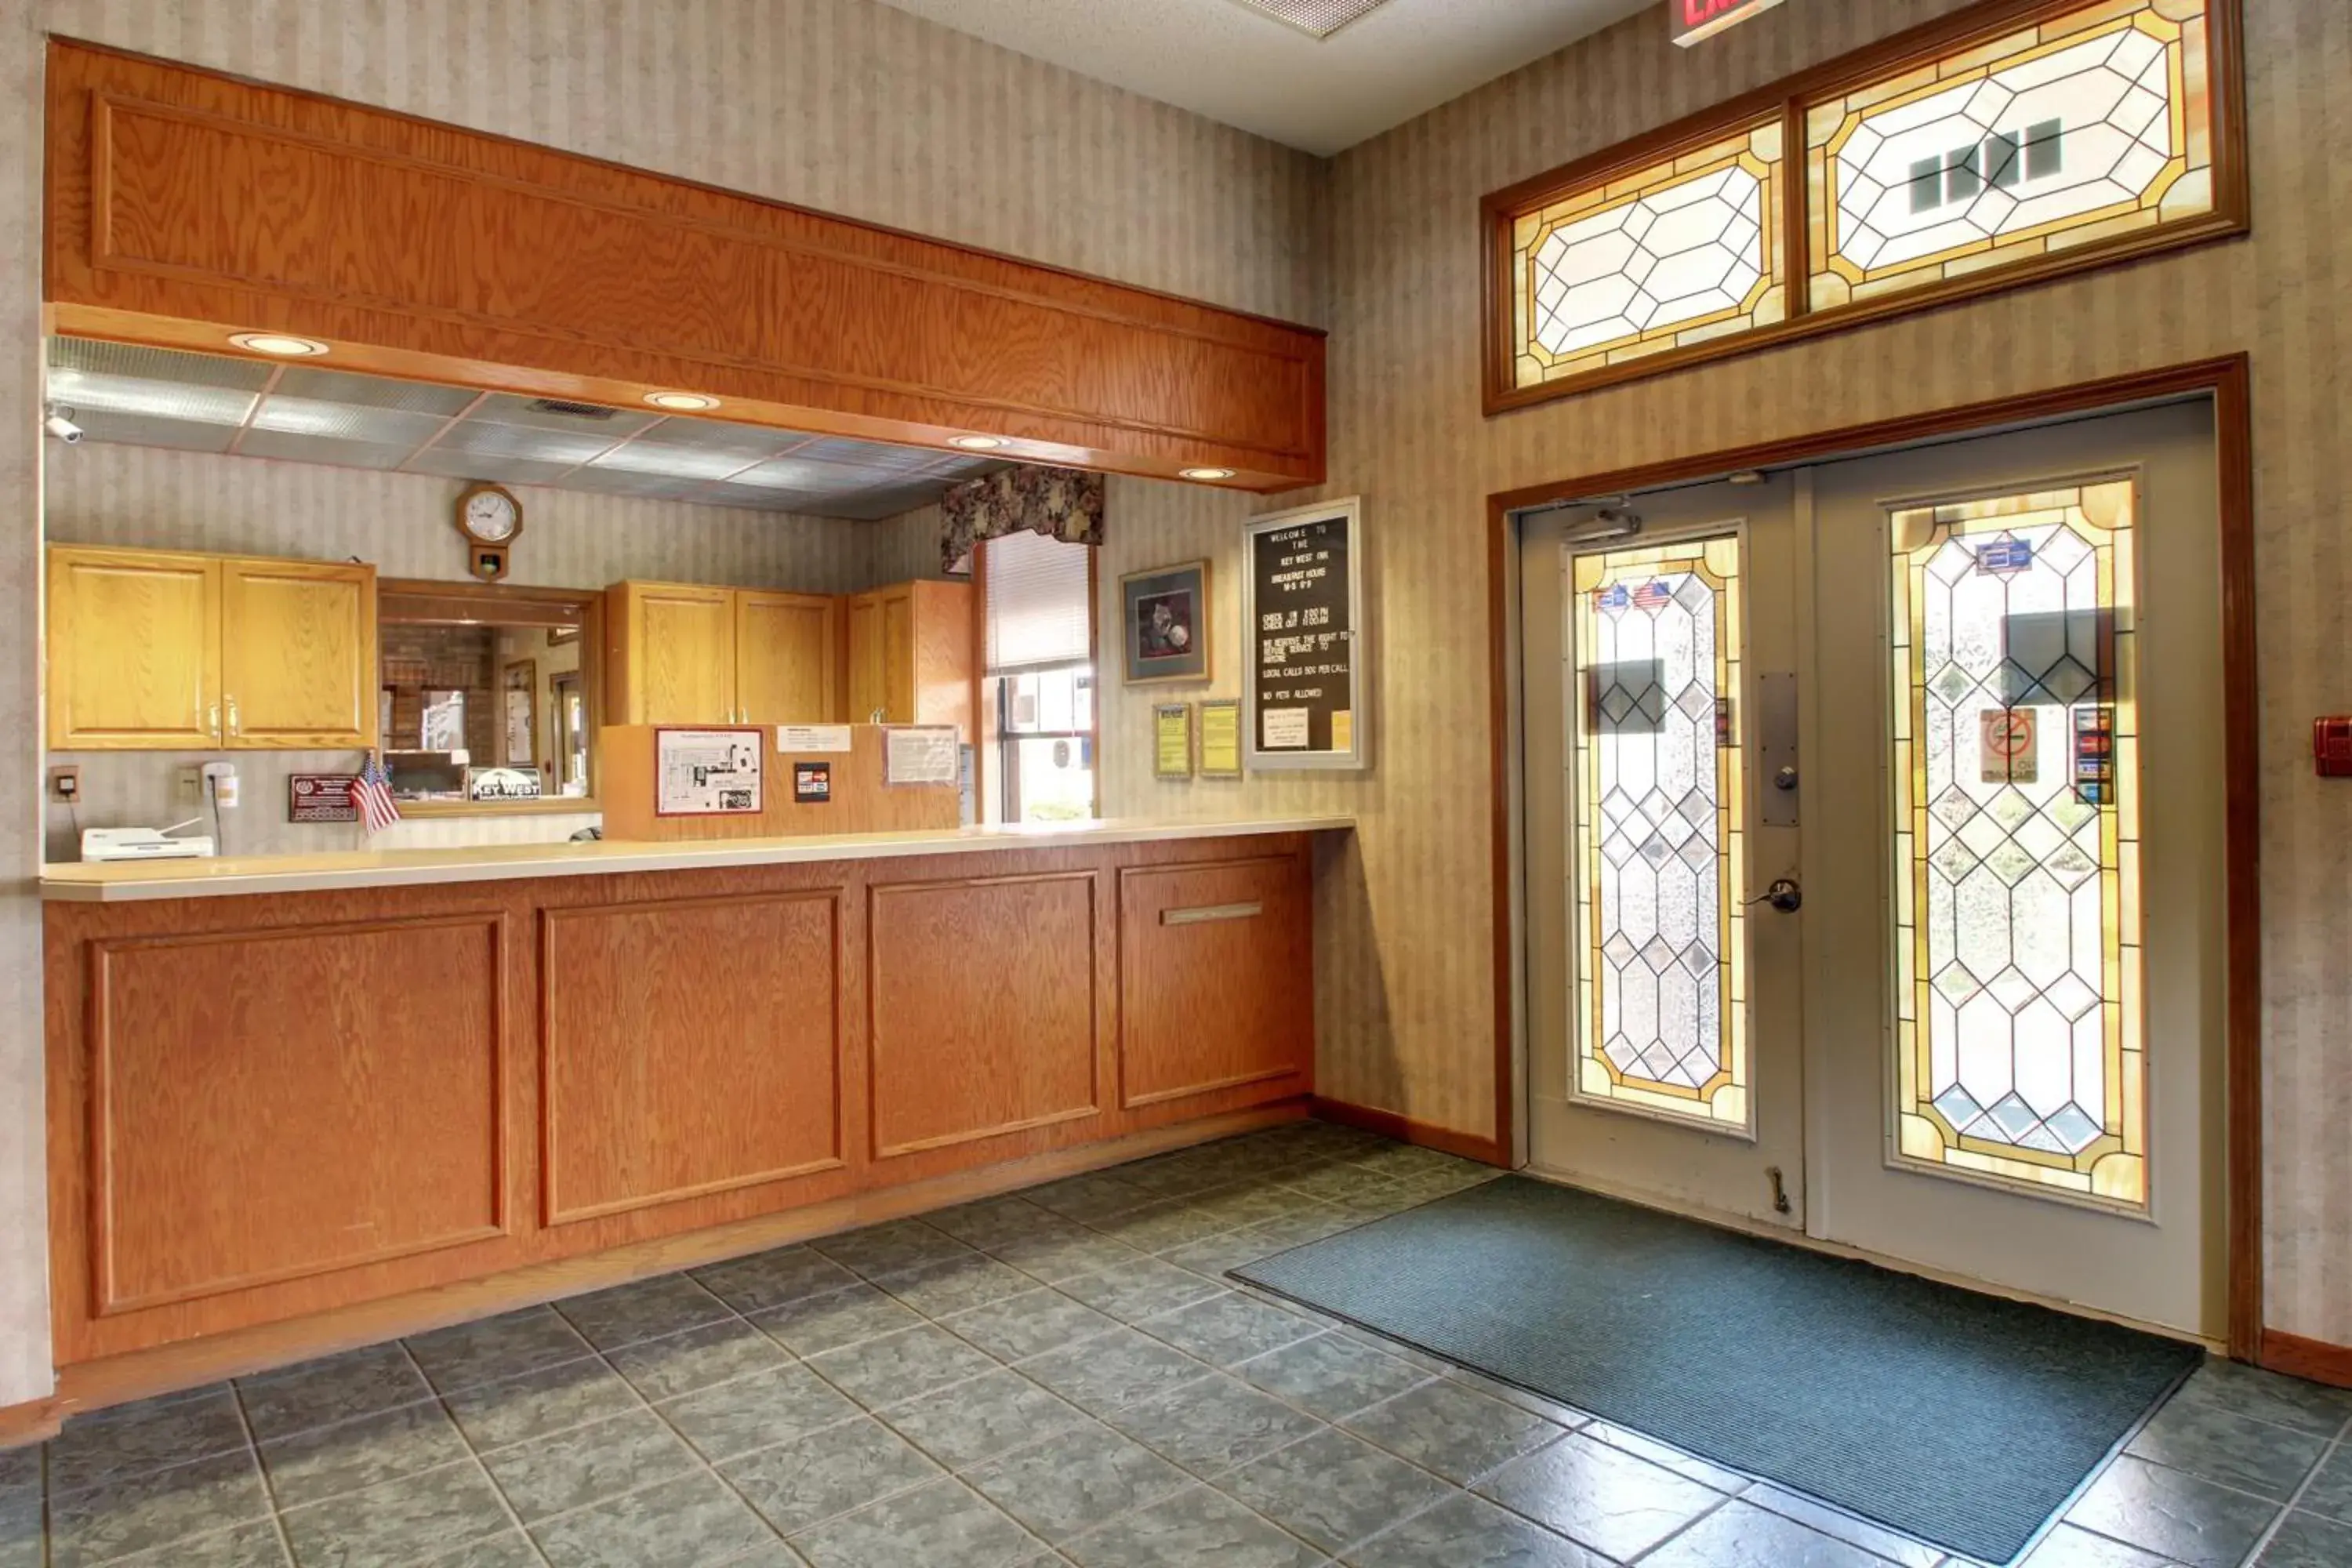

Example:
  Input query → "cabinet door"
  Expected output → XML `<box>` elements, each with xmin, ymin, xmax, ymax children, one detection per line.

<box><xmin>47</xmin><ymin>547</ymin><xmax>221</xmax><ymax>750</ymax></box>
<box><xmin>736</xmin><ymin>592</ymin><xmax>838</xmax><ymax>724</ymax></box>
<box><xmin>615</xmin><ymin>583</ymin><xmax>737</xmax><ymax>724</ymax></box>
<box><xmin>881</xmin><ymin>590</ymin><xmax>916</xmax><ymax>724</ymax></box>
<box><xmin>845</xmin><ymin>593</ymin><xmax>887</xmax><ymax>723</ymax></box>
<box><xmin>220</xmin><ymin>558</ymin><xmax>377</xmax><ymax>748</ymax></box>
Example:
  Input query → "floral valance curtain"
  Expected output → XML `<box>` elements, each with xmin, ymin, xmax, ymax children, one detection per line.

<box><xmin>940</xmin><ymin>465</ymin><xmax>1104</xmax><ymax>575</ymax></box>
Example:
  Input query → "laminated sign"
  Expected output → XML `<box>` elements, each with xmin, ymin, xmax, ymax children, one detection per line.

<box><xmin>1980</xmin><ymin>708</ymin><xmax>2038</xmax><ymax>785</ymax></box>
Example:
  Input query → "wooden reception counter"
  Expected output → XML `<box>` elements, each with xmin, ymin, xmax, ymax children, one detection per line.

<box><xmin>39</xmin><ymin>818</ymin><xmax>1348</xmax><ymax>1374</ymax></box>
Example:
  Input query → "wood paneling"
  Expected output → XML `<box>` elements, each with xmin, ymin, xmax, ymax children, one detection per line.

<box><xmin>596</xmin><ymin>724</ymin><xmax>959</xmax><ymax>842</ymax></box>
<box><xmin>540</xmin><ymin>891</ymin><xmax>844</xmax><ymax>1224</ymax></box>
<box><xmin>45</xmin><ymin>832</ymin><xmax>1318</xmax><ymax>1369</ymax></box>
<box><xmin>85</xmin><ymin>914</ymin><xmax>507</xmax><ymax>1315</ymax></box>
<box><xmin>869</xmin><ymin>871</ymin><xmax>1102</xmax><ymax>1157</ymax></box>
<box><xmin>48</xmin><ymin>1104</ymin><xmax>1308</xmax><ymax>1424</ymax></box>
<box><xmin>1118</xmin><ymin>854</ymin><xmax>1312</xmax><ymax>1109</ymax></box>
<box><xmin>42</xmin><ymin>42</ymin><xmax>1327</xmax><ymax>490</ymax></box>
<box><xmin>45</xmin><ymin>546</ymin><xmax>218</xmax><ymax>750</ymax></box>
<box><xmin>217</xmin><ymin>556</ymin><xmax>376</xmax><ymax>747</ymax></box>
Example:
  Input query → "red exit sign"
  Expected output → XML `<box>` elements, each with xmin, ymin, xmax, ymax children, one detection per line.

<box><xmin>1671</xmin><ymin>0</ymin><xmax>1787</xmax><ymax>47</ymax></box>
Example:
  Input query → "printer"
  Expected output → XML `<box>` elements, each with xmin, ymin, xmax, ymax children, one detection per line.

<box><xmin>80</xmin><ymin>826</ymin><xmax>217</xmax><ymax>862</ymax></box>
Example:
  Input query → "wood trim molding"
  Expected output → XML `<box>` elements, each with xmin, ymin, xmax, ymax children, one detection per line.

<box><xmin>45</xmin><ymin>41</ymin><xmax>1327</xmax><ymax>489</ymax></box>
<box><xmin>0</xmin><ymin>1394</ymin><xmax>62</xmax><ymax>1452</ymax></box>
<box><xmin>1481</xmin><ymin>0</ymin><xmax>2251</xmax><ymax>416</ymax></box>
<box><xmin>1312</xmin><ymin>1097</ymin><xmax>1508</xmax><ymax>1169</ymax></box>
<box><xmin>86</xmin><ymin>912</ymin><xmax>513</xmax><ymax>1316</ymax></box>
<box><xmin>2260</xmin><ymin>1329</ymin><xmax>2352</xmax><ymax>1392</ymax></box>
<box><xmin>1485</xmin><ymin>354</ymin><xmax>2263</xmax><ymax>1355</ymax></box>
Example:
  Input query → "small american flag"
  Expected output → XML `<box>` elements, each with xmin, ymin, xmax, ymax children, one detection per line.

<box><xmin>355</xmin><ymin>754</ymin><xmax>401</xmax><ymax>834</ymax></box>
<box><xmin>1630</xmin><ymin>579</ymin><xmax>1674</xmax><ymax>609</ymax></box>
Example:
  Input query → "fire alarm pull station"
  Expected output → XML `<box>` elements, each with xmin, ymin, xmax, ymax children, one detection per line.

<box><xmin>2316</xmin><ymin>717</ymin><xmax>2352</xmax><ymax>778</ymax></box>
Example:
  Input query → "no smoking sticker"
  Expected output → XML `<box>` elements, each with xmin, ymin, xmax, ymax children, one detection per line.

<box><xmin>1980</xmin><ymin>708</ymin><xmax>2039</xmax><ymax>785</ymax></box>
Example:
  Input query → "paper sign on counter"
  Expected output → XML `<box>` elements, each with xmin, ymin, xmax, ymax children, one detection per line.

<box><xmin>657</xmin><ymin>729</ymin><xmax>764</xmax><ymax>815</ymax></box>
<box><xmin>884</xmin><ymin>726</ymin><xmax>960</xmax><ymax>786</ymax></box>
<box><xmin>777</xmin><ymin>724</ymin><xmax>853</xmax><ymax>753</ymax></box>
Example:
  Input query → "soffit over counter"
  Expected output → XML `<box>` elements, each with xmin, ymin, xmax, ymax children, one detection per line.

<box><xmin>43</xmin><ymin>40</ymin><xmax>1327</xmax><ymax>492</ymax></box>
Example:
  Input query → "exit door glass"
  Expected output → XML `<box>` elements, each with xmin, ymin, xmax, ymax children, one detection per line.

<box><xmin>1568</xmin><ymin>535</ymin><xmax>1752</xmax><ymax>1131</ymax></box>
<box><xmin>1888</xmin><ymin>479</ymin><xmax>2145</xmax><ymax>1206</ymax></box>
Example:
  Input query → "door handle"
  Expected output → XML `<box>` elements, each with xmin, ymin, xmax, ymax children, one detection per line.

<box><xmin>1748</xmin><ymin>877</ymin><xmax>1802</xmax><ymax>913</ymax></box>
<box><xmin>208</xmin><ymin>702</ymin><xmax>221</xmax><ymax>740</ymax></box>
<box><xmin>226</xmin><ymin>697</ymin><xmax>240</xmax><ymax>738</ymax></box>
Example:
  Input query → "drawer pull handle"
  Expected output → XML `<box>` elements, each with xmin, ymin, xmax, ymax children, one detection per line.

<box><xmin>1162</xmin><ymin>900</ymin><xmax>1263</xmax><ymax>927</ymax></box>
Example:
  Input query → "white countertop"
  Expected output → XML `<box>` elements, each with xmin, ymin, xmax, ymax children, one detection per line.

<box><xmin>40</xmin><ymin>816</ymin><xmax>1356</xmax><ymax>902</ymax></box>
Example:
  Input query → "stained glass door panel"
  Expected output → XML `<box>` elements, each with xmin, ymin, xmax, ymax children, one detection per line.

<box><xmin>1889</xmin><ymin>480</ymin><xmax>2144</xmax><ymax>1206</ymax></box>
<box><xmin>1568</xmin><ymin>536</ymin><xmax>1751</xmax><ymax>1131</ymax></box>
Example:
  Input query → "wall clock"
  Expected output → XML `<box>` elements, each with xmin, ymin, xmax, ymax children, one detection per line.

<box><xmin>456</xmin><ymin>483</ymin><xmax>524</xmax><ymax>580</ymax></box>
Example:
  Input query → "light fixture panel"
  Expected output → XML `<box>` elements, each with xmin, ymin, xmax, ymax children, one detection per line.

<box><xmin>1224</xmin><ymin>0</ymin><xmax>1395</xmax><ymax>40</ymax></box>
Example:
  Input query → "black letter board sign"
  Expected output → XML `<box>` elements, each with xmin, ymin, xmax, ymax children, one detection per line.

<box><xmin>1243</xmin><ymin>497</ymin><xmax>1367</xmax><ymax>771</ymax></box>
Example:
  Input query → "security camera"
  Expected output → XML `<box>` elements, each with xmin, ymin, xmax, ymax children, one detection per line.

<box><xmin>44</xmin><ymin>405</ymin><xmax>83</xmax><ymax>445</ymax></box>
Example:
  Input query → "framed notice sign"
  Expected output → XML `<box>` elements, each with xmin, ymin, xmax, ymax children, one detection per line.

<box><xmin>1244</xmin><ymin>497</ymin><xmax>1367</xmax><ymax>771</ymax></box>
<box><xmin>655</xmin><ymin>728</ymin><xmax>763</xmax><ymax>816</ymax></box>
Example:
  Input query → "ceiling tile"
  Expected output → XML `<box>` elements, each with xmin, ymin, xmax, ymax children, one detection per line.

<box><xmin>403</xmin><ymin>448</ymin><xmax>584</xmax><ymax>487</ymax></box>
<box><xmin>270</xmin><ymin>365</ymin><xmax>479</xmax><ymax>416</ymax></box>
<box><xmin>250</xmin><ymin>397</ymin><xmax>452</xmax><ymax>447</ymax></box>
<box><xmin>238</xmin><ymin>430</ymin><xmax>416</xmax><ymax>469</ymax></box>
<box><xmin>434</xmin><ymin>419</ymin><xmax>615</xmax><ymax>466</ymax></box>
<box><xmin>471</xmin><ymin>393</ymin><xmax>659</xmax><ymax>437</ymax></box>
<box><xmin>1227</xmin><ymin>0</ymin><xmax>1393</xmax><ymax>40</ymax></box>
<box><xmin>69</xmin><ymin>409</ymin><xmax>241</xmax><ymax>453</ymax></box>
<box><xmin>48</xmin><ymin>336</ymin><xmax>276</xmax><ymax>390</ymax></box>
<box><xmin>587</xmin><ymin>441</ymin><xmax>765</xmax><ymax>481</ymax></box>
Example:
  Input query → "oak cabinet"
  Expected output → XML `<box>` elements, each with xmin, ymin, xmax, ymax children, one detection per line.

<box><xmin>606</xmin><ymin>582</ymin><xmax>841</xmax><ymax>726</ymax></box>
<box><xmin>48</xmin><ymin>546</ymin><xmax>376</xmax><ymax>750</ymax></box>
<box><xmin>844</xmin><ymin>580</ymin><xmax>973</xmax><ymax>735</ymax></box>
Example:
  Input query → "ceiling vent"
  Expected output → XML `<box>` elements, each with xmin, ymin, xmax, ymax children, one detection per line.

<box><xmin>524</xmin><ymin>397</ymin><xmax>619</xmax><ymax>419</ymax></box>
<box><xmin>1225</xmin><ymin>0</ymin><xmax>1394</xmax><ymax>40</ymax></box>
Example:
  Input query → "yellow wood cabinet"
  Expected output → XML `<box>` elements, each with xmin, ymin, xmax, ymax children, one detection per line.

<box><xmin>48</xmin><ymin>546</ymin><xmax>376</xmax><ymax>750</ymax></box>
<box><xmin>735</xmin><ymin>592</ymin><xmax>839</xmax><ymax>725</ymax></box>
<box><xmin>605</xmin><ymin>581</ymin><xmax>840</xmax><ymax>726</ymax></box>
<box><xmin>844</xmin><ymin>579</ymin><xmax>974</xmax><ymax>736</ymax></box>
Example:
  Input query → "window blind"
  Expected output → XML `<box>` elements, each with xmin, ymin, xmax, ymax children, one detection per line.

<box><xmin>985</xmin><ymin>530</ymin><xmax>1092</xmax><ymax>675</ymax></box>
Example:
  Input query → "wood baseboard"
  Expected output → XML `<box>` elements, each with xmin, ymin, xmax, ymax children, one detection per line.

<box><xmin>0</xmin><ymin>1392</ymin><xmax>61</xmax><ymax>1451</ymax></box>
<box><xmin>2261</xmin><ymin>1328</ymin><xmax>2352</xmax><ymax>1389</ymax></box>
<box><xmin>51</xmin><ymin>1102</ymin><xmax>1308</xmax><ymax>1424</ymax></box>
<box><xmin>1311</xmin><ymin>1096</ymin><xmax>1509</xmax><ymax>1168</ymax></box>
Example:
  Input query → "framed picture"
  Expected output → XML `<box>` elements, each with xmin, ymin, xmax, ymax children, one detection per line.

<box><xmin>1120</xmin><ymin>560</ymin><xmax>1211</xmax><ymax>685</ymax></box>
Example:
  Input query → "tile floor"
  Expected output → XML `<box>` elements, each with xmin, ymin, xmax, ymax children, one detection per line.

<box><xmin>3</xmin><ymin>1121</ymin><xmax>2348</xmax><ymax>1567</ymax></box>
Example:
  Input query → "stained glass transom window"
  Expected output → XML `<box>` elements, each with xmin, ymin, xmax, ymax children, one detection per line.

<box><xmin>1510</xmin><ymin>122</ymin><xmax>1787</xmax><ymax>390</ymax></box>
<box><xmin>1568</xmin><ymin>536</ymin><xmax>1750</xmax><ymax>1130</ymax></box>
<box><xmin>1806</xmin><ymin>0</ymin><xmax>2213</xmax><ymax>307</ymax></box>
<box><xmin>1889</xmin><ymin>479</ymin><xmax>2144</xmax><ymax>1206</ymax></box>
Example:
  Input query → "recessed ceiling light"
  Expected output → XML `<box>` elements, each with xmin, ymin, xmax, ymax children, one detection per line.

<box><xmin>644</xmin><ymin>390</ymin><xmax>720</xmax><ymax>412</ymax></box>
<box><xmin>951</xmin><ymin>435</ymin><xmax>1008</xmax><ymax>451</ymax></box>
<box><xmin>229</xmin><ymin>332</ymin><xmax>329</xmax><ymax>358</ymax></box>
<box><xmin>1180</xmin><ymin>466</ymin><xmax>1238</xmax><ymax>481</ymax></box>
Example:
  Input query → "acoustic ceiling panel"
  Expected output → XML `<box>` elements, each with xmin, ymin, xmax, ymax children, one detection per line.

<box><xmin>43</xmin><ymin>336</ymin><xmax>1016</xmax><ymax>522</ymax></box>
<box><xmin>1225</xmin><ymin>0</ymin><xmax>1394</xmax><ymax>39</ymax></box>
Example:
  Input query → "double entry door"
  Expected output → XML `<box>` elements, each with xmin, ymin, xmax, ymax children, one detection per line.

<box><xmin>1518</xmin><ymin>402</ymin><xmax>2227</xmax><ymax>1338</ymax></box>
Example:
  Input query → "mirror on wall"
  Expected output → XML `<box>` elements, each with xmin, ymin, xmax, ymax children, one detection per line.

<box><xmin>376</xmin><ymin>581</ymin><xmax>601</xmax><ymax>810</ymax></box>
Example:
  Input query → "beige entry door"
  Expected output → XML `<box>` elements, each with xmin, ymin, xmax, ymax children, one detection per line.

<box><xmin>1519</xmin><ymin>476</ymin><xmax>1811</xmax><ymax>1230</ymax></box>
<box><xmin>1804</xmin><ymin>402</ymin><xmax>2225</xmax><ymax>1339</ymax></box>
<box><xmin>1519</xmin><ymin>401</ymin><xmax>2227</xmax><ymax>1340</ymax></box>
